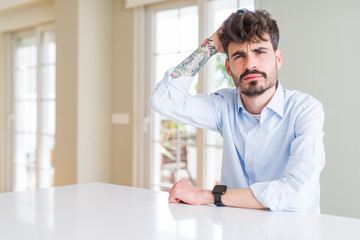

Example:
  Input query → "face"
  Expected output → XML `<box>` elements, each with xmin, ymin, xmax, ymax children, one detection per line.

<box><xmin>225</xmin><ymin>35</ymin><xmax>282</xmax><ymax>98</ymax></box>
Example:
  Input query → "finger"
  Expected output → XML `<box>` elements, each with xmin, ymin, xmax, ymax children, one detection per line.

<box><xmin>168</xmin><ymin>192</ymin><xmax>177</xmax><ymax>203</ymax></box>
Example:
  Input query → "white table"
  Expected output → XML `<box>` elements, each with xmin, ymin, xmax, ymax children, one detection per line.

<box><xmin>0</xmin><ymin>182</ymin><xmax>359</xmax><ymax>240</ymax></box>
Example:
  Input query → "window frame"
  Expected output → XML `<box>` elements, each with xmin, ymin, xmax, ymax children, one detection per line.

<box><xmin>144</xmin><ymin>0</ymin><xmax>204</xmax><ymax>190</ymax></box>
<box><xmin>7</xmin><ymin>23</ymin><xmax>56</xmax><ymax>191</ymax></box>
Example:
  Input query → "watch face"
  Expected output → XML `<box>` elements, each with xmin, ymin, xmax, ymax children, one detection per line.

<box><xmin>212</xmin><ymin>185</ymin><xmax>227</xmax><ymax>195</ymax></box>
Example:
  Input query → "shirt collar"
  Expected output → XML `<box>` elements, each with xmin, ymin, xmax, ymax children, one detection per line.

<box><xmin>266</xmin><ymin>81</ymin><xmax>284</xmax><ymax>118</ymax></box>
<box><xmin>237</xmin><ymin>81</ymin><xmax>284</xmax><ymax>118</ymax></box>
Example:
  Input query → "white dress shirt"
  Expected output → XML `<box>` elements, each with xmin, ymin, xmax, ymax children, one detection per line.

<box><xmin>150</xmin><ymin>67</ymin><xmax>325</xmax><ymax>212</ymax></box>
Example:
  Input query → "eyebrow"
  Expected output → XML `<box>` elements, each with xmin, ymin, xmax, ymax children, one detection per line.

<box><xmin>231</xmin><ymin>50</ymin><xmax>246</xmax><ymax>59</ymax></box>
<box><xmin>230</xmin><ymin>46</ymin><xmax>270</xmax><ymax>58</ymax></box>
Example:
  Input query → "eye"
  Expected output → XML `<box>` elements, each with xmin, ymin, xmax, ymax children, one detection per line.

<box><xmin>234</xmin><ymin>54</ymin><xmax>245</xmax><ymax>60</ymax></box>
<box><xmin>256</xmin><ymin>50</ymin><xmax>266</xmax><ymax>54</ymax></box>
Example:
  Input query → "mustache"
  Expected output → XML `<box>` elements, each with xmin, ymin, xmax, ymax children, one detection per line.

<box><xmin>240</xmin><ymin>70</ymin><xmax>267</xmax><ymax>81</ymax></box>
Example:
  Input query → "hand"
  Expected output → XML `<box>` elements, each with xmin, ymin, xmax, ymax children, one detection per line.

<box><xmin>208</xmin><ymin>28</ymin><xmax>225</xmax><ymax>54</ymax></box>
<box><xmin>168</xmin><ymin>179</ymin><xmax>213</xmax><ymax>205</ymax></box>
<box><xmin>208</xmin><ymin>12</ymin><xmax>237</xmax><ymax>54</ymax></box>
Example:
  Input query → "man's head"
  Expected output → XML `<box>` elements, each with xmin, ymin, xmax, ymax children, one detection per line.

<box><xmin>219</xmin><ymin>9</ymin><xmax>280</xmax><ymax>55</ymax></box>
<box><xmin>219</xmin><ymin>9</ymin><xmax>282</xmax><ymax>98</ymax></box>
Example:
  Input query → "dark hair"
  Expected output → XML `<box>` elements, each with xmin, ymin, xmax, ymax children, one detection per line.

<box><xmin>219</xmin><ymin>9</ymin><xmax>279</xmax><ymax>55</ymax></box>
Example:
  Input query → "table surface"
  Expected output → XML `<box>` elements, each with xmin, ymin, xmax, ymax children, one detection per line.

<box><xmin>0</xmin><ymin>182</ymin><xmax>359</xmax><ymax>240</ymax></box>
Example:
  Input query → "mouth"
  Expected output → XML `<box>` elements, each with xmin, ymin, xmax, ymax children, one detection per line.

<box><xmin>240</xmin><ymin>70</ymin><xmax>267</xmax><ymax>82</ymax></box>
<box><xmin>243</xmin><ymin>74</ymin><xmax>263</xmax><ymax>81</ymax></box>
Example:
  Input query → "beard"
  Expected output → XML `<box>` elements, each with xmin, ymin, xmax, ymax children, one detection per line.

<box><xmin>233</xmin><ymin>67</ymin><xmax>278</xmax><ymax>97</ymax></box>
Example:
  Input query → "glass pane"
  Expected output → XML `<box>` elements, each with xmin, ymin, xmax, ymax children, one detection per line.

<box><xmin>39</xmin><ymin>30</ymin><xmax>56</xmax><ymax>189</ymax></box>
<box><xmin>41</xmin><ymin>31</ymin><xmax>56</xmax><ymax>64</ymax></box>
<box><xmin>157</xmin><ymin>119</ymin><xmax>197</xmax><ymax>145</ymax></box>
<box><xmin>154</xmin><ymin>9</ymin><xmax>180</xmax><ymax>54</ymax></box>
<box><xmin>14</xmin><ymin>100</ymin><xmax>37</xmax><ymax>133</ymax></box>
<box><xmin>15</xmin><ymin>36</ymin><xmax>36</xmax><ymax>67</ymax></box>
<box><xmin>13</xmin><ymin>133</ymin><xmax>37</xmax><ymax>191</ymax></box>
<box><xmin>14</xmin><ymin>67</ymin><xmax>37</xmax><ymax>100</ymax></box>
<box><xmin>154</xmin><ymin>6</ymin><xmax>198</xmax><ymax>56</ymax></box>
<box><xmin>41</xmin><ymin>65</ymin><xmax>56</xmax><ymax>99</ymax></box>
<box><xmin>152</xmin><ymin>140</ymin><xmax>197</xmax><ymax>191</ymax></box>
<box><xmin>39</xmin><ymin>136</ymin><xmax>55</xmax><ymax>169</ymax></box>
<box><xmin>38</xmin><ymin>135</ymin><xmax>55</xmax><ymax>188</ymax></box>
<box><xmin>14</xmin><ymin>133</ymin><xmax>37</xmax><ymax>165</ymax></box>
<box><xmin>41</xmin><ymin>101</ymin><xmax>56</xmax><ymax>135</ymax></box>
<box><xmin>179</xmin><ymin>6</ymin><xmax>198</xmax><ymax>52</ymax></box>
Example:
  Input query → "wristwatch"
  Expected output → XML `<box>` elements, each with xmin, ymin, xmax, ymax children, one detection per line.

<box><xmin>212</xmin><ymin>185</ymin><xmax>227</xmax><ymax>206</ymax></box>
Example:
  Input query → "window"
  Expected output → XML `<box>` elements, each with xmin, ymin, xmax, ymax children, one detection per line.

<box><xmin>145</xmin><ymin>0</ymin><xmax>254</xmax><ymax>190</ymax></box>
<box><xmin>149</xmin><ymin>4</ymin><xmax>199</xmax><ymax>190</ymax></box>
<box><xmin>10</xmin><ymin>25</ymin><xmax>56</xmax><ymax>191</ymax></box>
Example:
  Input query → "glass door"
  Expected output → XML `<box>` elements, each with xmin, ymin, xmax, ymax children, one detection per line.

<box><xmin>13</xmin><ymin>34</ymin><xmax>38</xmax><ymax>191</ymax></box>
<box><xmin>12</xmin><ymin>26</ymin><xmax>56</xmax><ymax>191</ymax></box>
<box><xmin>150</xmin><ymin>4</ymin><xmax>199</xmax><ymax>191</ymax></box>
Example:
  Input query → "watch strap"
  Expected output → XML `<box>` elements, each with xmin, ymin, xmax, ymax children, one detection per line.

<box><xmin>212</xmin><ymin>185</ymin><xmax>227</xmax><ymax>207</ymax></box>
<box><xmin>214</xmin><ymin>193</ymin><xmax>225</xmax><ymax>206</ymax></box>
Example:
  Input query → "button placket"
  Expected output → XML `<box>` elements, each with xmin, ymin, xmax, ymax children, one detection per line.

<box><xmin>244</xmin><ymin>121</ymin><xmax>260</xmax><ymax>184</ymax></box>
<box><xmin>244</xmin><ymin>127</ymin><xmax>256</xmax><ymax>164</ymax></box>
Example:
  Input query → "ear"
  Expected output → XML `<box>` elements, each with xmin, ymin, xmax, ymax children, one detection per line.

<box><xmin>225</xmin><ymin>58</ymin><xmax>232</xmax><ymax>77</ymax></box>
<box><xmin>275</xmin><ymin>49</ymin><xmax>283</xmax><ymax>70</ymax></box>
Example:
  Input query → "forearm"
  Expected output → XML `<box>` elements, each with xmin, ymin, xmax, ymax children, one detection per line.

<box><xmin>222</xmin><ymin>188</ymin><xmax>267</xmax><ymax>209</ymax></box>
<box><xmin>171</xmin><ymin>38</ymin><xmax>217</xmax><ymax>79</ymax></box>
<box><xmin>169</xmin><ymin>180</ymin><xmax>266</xmax><ymax>210</ymax></box>
<box><xmin>202</xmin><ymin>188</ymin><xmax>266</xmax><ymax>209</ymax></box>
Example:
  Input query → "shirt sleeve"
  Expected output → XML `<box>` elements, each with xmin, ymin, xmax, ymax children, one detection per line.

<box><xmin>250</xmin><ymin>100</ymin><xmax>325</xmax><ymax>212</ymax></box>
<box><xmin>149</xmin><ymin>67</ymin><xmax>223</xmax><ymax>132</ymax></box>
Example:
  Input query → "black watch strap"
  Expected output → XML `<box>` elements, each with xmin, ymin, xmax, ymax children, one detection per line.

<box><xmin>212</xmin><ymin>185</ymin><xmax>227</xmax><ymax>207</ymax></box>
<box><xmin>214</xmin><ymin>193</ymin><xmax>225</xmax><ymax>206</ymax></box>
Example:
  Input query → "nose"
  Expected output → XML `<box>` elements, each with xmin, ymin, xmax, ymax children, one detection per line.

<box><xmin>244</xmin><ymin>53</ymin><xmax>257</xmax><ymax>71</ymax></box>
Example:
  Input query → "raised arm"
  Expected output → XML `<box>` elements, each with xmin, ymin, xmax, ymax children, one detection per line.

<box><xmin>170</xmin><ymin>29</ymin><xmax>225</xmax><ymax>79</ymax></box>
<box><xmin>149</xmin><ymin>22</ymin><xmax>228</xmax><ymax>131</ymax></box>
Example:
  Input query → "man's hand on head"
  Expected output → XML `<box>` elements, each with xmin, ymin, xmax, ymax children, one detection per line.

<box><xmin>209</xmin><ymin>12</ymin><xmax>238</xmax><ymax>54</ymax></box>
<box><xmin>168</xmin><ymin>179</ymin><xmax>213</xmax><ymax>205</ymax></box>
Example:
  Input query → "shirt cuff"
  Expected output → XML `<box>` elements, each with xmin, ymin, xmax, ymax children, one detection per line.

<box><xmin>156</xmin><ymin>67</ymin><xmax>194</xmax><ymax>96</ymax></box>
<box><xmin>250</xmin><ymin>181</ymin><xmax>281</xmax><ymax>211</ymax></box>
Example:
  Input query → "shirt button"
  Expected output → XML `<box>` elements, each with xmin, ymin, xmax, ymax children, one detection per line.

<box><xmin>248</xmin><ymin>157</ymin><xmax>253</xmax><ymax>162</ymax></box>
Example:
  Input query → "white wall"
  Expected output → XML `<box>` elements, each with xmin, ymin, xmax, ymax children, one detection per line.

<box><xmin>258</xmin><ymin>0</ymin><xmax>360</xmax><ymax>218</ymax></box>
<box><xmin>111</xmin><ymin>0</ymin><xmax>134</xmax><ymax>187</ymax></box>
<box><xmin>77</xmin><ymin>0</ymin><xmax>112</xmax><ymax>183</ymax></box>
<box><xmin>55</xmin><ymin>0</ymin><xmax>113</xmax><ymax>185</ymax></box>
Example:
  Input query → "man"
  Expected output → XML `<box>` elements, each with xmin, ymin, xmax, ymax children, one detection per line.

<box><xmin>150</xmin><ymin>9</ymin><xmax>325</xmax><ymax>212</ymax></box>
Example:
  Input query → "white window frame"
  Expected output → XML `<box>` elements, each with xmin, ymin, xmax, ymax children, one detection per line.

<box><xmin>7</xmin><ymin>23</ymin><xmax>55</xmax><ymax>191</ymax></box>
<box><xmin>133</xmin><ymin>0</ymin><xmax>204</xmax><ymax>189</ymax></box>
<box><xmin>148</xmin><ymin>0</ymin><xmax>202</xmax><ymax>190</ymax></box>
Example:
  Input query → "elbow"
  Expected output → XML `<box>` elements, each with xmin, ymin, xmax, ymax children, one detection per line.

<box><xmin>149</xmin><ymin>91</ymin><xmax>170</xmax><ymax>116</ymax></box>
<box><xmin>149</xmin><ymin>93</ymin><xmax>162</xmax><ymax>113</ymax></box>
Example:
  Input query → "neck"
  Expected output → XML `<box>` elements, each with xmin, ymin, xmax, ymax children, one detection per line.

<box><xmin>240</xmin><ymin>85</ymin><xmax>277</xmax><ymax>114</ymax></box>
